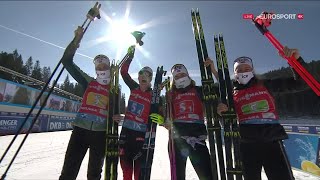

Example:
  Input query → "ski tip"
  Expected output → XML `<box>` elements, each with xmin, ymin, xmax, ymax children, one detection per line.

<box><xmin>161</xmin><ymin>66</ymin><xmax>165</xmax><ymax>73</ymax></box>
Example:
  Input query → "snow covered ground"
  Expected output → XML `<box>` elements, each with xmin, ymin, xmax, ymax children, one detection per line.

<box><xmin>0</xmin><ymin>127</ymin><xmax>319</xmax><ymax>180</ymax></box>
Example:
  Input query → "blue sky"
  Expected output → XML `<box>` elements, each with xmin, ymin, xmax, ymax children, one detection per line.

<box><xmin>0</xmin><ymin>1</ymin><xmax>319</xmax><ymax>99</ymax></box>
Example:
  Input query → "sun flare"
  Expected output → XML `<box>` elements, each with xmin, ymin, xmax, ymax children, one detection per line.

<box><xmin>90</xmin><ymin>2</ymin><xmax>174</xmax><ymax>61</ymax></box>
<box><xmin>109</xmin><ymin>19</ymin><xmax>137</xmax><ymax>49</ymax></box>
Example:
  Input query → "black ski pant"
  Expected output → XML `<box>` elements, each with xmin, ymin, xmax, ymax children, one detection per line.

<box><xmin>173</xmin><ymin>136</ymin><xmax>213</xmax><ymax>180</ymax></box>
<box><xmin>119</xmin><ymin>127</ymin><xmax>145</xmax><ymax>180</ymax></box>
<box><xmin>59</xmin><ymin>126</ymin><xmax>106</xmax><ymax>180</ymax></box>
<box><xmin>241</xmin><ymin>140</ymin><xmax>295</xmax><ymax>180</ymax></box>
<box><xmin>172</xmin><ymin>122</ymin><xmax>213</xmax><ymax>180</ymax></box>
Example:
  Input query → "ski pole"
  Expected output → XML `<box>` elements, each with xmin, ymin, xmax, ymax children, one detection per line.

<box><xmin>252</xmin><ymin>12</ymin><xmax>320</xmax><ymax>96</ymax></box>
<box><xmin>0</xmin><ymin>2</ymin><xmax>101</xmax><ymax>179</ymax></box>
<box><xmin>139</xmin><ymin>66</ymin><xmax>167</xmax><ymax>180</ymax></box>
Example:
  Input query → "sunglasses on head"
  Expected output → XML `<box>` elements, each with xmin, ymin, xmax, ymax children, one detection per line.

<box><xmin>171</xmin><ymin>64</ymin><xmax>185</xmax><ymax>72</ymax></box>
<box><xmin>234</xmin><ymin>57</ymin><xmax>253</xmax><ymax>64</ymax></box>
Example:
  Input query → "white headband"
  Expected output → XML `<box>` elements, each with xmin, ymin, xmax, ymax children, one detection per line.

<box><xmin>233</xmin><ymin>56</ymin><xmax>253</xmax><ymax>72</ymax></box>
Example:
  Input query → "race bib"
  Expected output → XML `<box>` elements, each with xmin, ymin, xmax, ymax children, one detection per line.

<box><xmin>128</xmin><ymin>101</ymin><xmax>144</xmax><ymax>116</ymax></box>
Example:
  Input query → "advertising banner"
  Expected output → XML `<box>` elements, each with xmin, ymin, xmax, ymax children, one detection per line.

<box><xmin>47</xmin><ymin>115</ymin><xmax>74</xmax><ymax>131</ymax></box>
<box><xmin>0</xmin><ymin>78</ymin><xmax>81</xmax><ymax>113</ymax></box>
<box><xmin>0</xmin><ymin>78</ymin><xmax>79</xmax><ymax>135</ymax></box>
<box><xmin>0</xmin><ymin>111</ymin><xmax>48</xmax><ymax>135</ymax></box>
<box><xmin>283</xmin><ymin>124</ymin><xmax>320</xmax><ymax>177</ymax></box>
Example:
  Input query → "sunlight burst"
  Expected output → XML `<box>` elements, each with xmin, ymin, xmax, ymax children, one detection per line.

<box><xmin>89</xmin><ymin>3</ymin><xmax>176</xmax><ymax>62</ymax></box>
<box><xmin>109</xmin><ymin>19</ymin><xmax>137</xmax><ymax>48</ymax></box>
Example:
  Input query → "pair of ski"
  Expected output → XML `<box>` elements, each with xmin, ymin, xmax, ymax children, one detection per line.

<box><xmin>104</xmin><ymin>60</ymin><xmax>121</xmax><ymax>180</ymax></box>
<box><xmin>139</xmin><ymin>66</ymin><xmax>166</xmax><ymax>180</ymax></box>
<box><xmin>138</xmin><ymin>76</ymin><xmax>176</xmax><ymax>180</ymax></box>
<box><xmin>104</xmin><ymin>32</ymin><xmax>146</xmax><ymax>180</ymax></box>
<box><xmin>214</xmin><ymin>34</ymin><xmax>243</xmax><ymax>180</ymax></box>
<box><xmin>191</xmin><ymin>9</ymin><xmax>243</xmax><ymax>180</ymax></box>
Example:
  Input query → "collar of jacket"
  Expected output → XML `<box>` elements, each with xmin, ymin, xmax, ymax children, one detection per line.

<box><xmin>233</xmin><ymin>77</ymin><xmax>259</xmax><ymax>91</ymax></box>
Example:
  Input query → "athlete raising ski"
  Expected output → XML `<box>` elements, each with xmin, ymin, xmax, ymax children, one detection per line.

<box><xmin>217</xmin><ymin>46</ymin><xmax>299</xmax><ymax>180</ymax></box>
<box><xmin>113</xmin><ymin>46</ymin><xmax>164</xmax><ymax>180</ymax></box>
<box><xmin>164</xmin><ymin>58</ymin><xmax>218</xmax><ymax>180</ymax></box>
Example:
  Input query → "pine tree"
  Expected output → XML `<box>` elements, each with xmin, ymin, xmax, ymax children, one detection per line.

<box><xmin>42</xmin><ymin>66</ymin><xmax>51</xmax><ymax>83</ymax></box>
<box><xmin>24</xmin><ymin>56</ymin><xmax>34</xmax><ymax>76</ymax></box>
<box><xmin>74</xmin><ymin>82</ymin><xmax>84</xmax><ymax>97</ymax></box>
<box><xmin>31</xmin><ymin>60</ymin><xmax>42</xmax><ymax>81</ymax></box>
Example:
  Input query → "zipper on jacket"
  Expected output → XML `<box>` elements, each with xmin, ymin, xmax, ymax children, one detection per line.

<box><xmin>90</xmin><ymin>121</ymin><xmax>93</xmax><ymax>130</ymax></box>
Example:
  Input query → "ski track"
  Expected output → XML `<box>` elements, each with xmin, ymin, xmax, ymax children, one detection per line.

<box><xmin>0</xmin><ymin>128</ymin><xmax>319</xmax><ymax>180</ymax></box>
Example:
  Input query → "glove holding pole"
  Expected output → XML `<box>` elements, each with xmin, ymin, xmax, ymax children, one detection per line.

<box><xmin>73</xmin><ymin>1</ymin><xmax>101</xmax><ymax>48</ymax></box>
<box><xmin>150</xmin><ymin>113</ymin><xmax>164</xmax><ymax>125</ymax></box>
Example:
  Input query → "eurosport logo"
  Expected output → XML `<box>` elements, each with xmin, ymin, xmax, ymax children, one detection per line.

<box><xmin>243</xmin><ymin>13</ymin><xmax>304</xmax><ymax>20</ymax></box>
